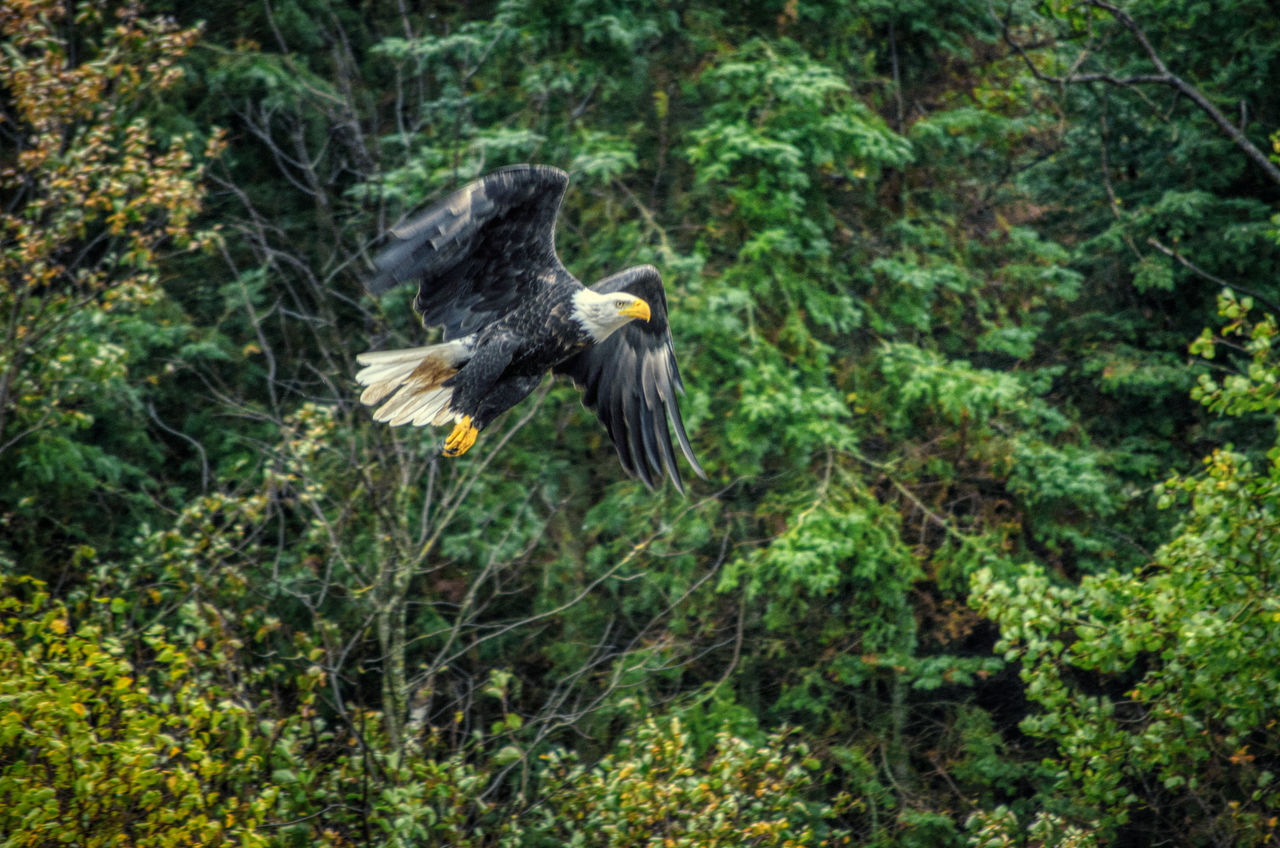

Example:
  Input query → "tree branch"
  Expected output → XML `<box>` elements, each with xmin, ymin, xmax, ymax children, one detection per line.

<box><xmin>1146</xmin><ymin>237</ymin><xmax>1280</xmax><ymax>316</ymax></box>
<box><xmin>993</xmin><ymin>0</ymin><xmax>1280</xmax><ymax>187</ymax></box>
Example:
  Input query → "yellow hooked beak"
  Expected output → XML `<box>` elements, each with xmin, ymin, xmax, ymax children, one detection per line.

<box><xmin>619</xmin><ymin>298</ymin><xmax>651</xmax><ymax>323</ymax></box>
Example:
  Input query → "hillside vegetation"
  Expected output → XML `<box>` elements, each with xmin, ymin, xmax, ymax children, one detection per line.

<box><xmin>2</xmin><ymin>1</ymin><xmax>1278</xmax><ymax>845</ymax></box>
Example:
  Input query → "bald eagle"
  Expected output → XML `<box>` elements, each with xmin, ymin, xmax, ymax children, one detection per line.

<box><xmin>355</xmin><ymin>164</ymin><xmax>705</xmax><ymax>492</ymax></box>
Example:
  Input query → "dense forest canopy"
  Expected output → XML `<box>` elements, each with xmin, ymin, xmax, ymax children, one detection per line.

<box><xmin>1</xmin><ymin>0</ymin><xmax>1278</xmax><ymax>845</ymax></box>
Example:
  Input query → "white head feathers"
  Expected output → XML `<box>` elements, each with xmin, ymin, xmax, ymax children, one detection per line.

<box><xmin>571</xmin><ymin>289</ymin><xmax>652</xmax><ymax>343</ymax></box>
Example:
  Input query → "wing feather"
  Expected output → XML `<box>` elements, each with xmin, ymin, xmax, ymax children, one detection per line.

<box><xmin>554</xmin><ymin>266</ymin><xmax>706</xmax><ymax>492</ymax></box>
<box><xmin>365</xmin><ymin>165</ymin><xmax>571</xmax><ymax>339</ymax></box>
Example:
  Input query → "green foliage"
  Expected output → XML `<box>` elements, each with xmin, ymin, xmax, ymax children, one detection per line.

<box><xmin>969</xmin><ymin>296</ymin><xmax>1280</xmax><ymax>845</ymax></box>
<box><xmin>718</xmin><ymin>469</ymin><xmax>918</xmax><ymax>637</ymax></box>
<box><xmin>1190</xmin><ymin>290</ymin><xmax>1280</xmax><ymax>422</ymax></box>
<box><xmin>0</xmin><ymin>576</ymin><xmax>274</xmax><ymax>847</ymax></box>
<box><xmin>0</xmin><ymin>0</ymin><xmax>223</xmax><ymax>571</ymax></box>
<box><xmin>527</xmin><ymin>715</ymin><xmax>853</xmax><ymax>847</ymax></box>
<box><xmin>4</xmin><ymin>0</ymin><xmax>1279</xmax><ymax>845</ymax></box>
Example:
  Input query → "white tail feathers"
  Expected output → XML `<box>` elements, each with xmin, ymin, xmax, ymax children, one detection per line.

<box><xmin>355</xmin><ymin>338</ymin><xmax>473</xmax><ymax>428</ymax></box>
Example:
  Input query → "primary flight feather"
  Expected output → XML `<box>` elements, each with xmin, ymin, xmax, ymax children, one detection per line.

<box><xmin>356</xmin><ymin>164</ymin><xmax>705</xmax><ymax>492</ymax></box>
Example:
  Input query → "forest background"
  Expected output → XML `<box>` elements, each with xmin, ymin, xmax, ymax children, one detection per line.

<box><xmin>2</xmin><ymin>0</ymin><xmax>1279</xmax><ymax>845</ymax></box>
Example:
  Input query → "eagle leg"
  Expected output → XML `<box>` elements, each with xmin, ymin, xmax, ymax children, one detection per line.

<box><xmin>442</xmin><ymin>415</ymin><xmax>479</xmax><ymax>457</ymax></box>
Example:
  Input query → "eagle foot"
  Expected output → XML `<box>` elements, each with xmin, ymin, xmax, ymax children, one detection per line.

<box><xmin>442</xmin><ymin>416</ymin><xmax>479</xmax><ymax>457</ymax></box>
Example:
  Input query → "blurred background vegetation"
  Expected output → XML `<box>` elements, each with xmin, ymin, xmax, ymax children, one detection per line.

<box><xmin>2</xmin><ymin>0</ymin><xmax>1278</xmax><ymax>845</ymax></box>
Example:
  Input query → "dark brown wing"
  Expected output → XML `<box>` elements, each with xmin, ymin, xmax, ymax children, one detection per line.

<box><xmin>366</xmin><ymin>165</ymin><xmax>571</xmax><ymax>339</ymax></box>
<box><xmin>554</xmin><ymin>266</ymin><xmax>706</xmax><ymax>492</ymax></box>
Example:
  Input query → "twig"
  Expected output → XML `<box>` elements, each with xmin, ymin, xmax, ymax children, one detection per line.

<box><xmin>146</xmin><ymin>403</ymin><xmax>210</xmax><ymax>492</ymax></box>
<box><xmin>1145</xmin><ymin>237</ymin><xmax>1280</xmax><ymax>316</ymax></box>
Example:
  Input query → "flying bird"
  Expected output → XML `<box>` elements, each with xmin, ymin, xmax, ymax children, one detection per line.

<box><xmin>356</xmin><ymin>164</ymin><xmax>705</xmax><ymax>491</ymax></box>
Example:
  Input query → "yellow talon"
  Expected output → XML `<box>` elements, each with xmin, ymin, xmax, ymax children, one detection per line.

<box><xmin>443</xmin><ymin>416</ymin><xmax>478</xmax><ymax>457</ymax></box>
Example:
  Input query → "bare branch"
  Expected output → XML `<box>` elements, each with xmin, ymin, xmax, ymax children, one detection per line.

<box><xmin>992</xmin><ymin>0</ymin><xmax>1280</xmax><ymax>187</ymax></box>
<box><xmin>1145</xmin><ymin>237</ymin><xmax>1280</xmax><ymax>316</ymax></box>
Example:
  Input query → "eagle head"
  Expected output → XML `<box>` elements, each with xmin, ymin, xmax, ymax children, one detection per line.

<box><xmin>572</xmin><ymin>289</ymin><xmax>651</xmax><ymax>343</ymax></box>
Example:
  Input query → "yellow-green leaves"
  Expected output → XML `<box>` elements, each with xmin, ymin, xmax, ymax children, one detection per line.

<box><xmin>531</xmin><ymin>716</ymin><xmax>852</xmax><ymax>848</ymax></box>
<box><xmin>0</xmin><ymin>578</ymin><xmax>274</xmax><ymax>847</ymax></box>
<box><xmin>1191</xmin><ymin>290</ymin><xmax>1280</xmax><ymax>419</ymax></box>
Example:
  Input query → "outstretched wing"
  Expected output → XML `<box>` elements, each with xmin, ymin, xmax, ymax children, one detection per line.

<box><xmin>366</xmin><ymin>164</ymin><xmax>571</xmax><ymax>339</ymax></box>
<box><xmin>554</xmin><ymin>266</ymin><xmax>706</xmax><ymax>492</ymax></box>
